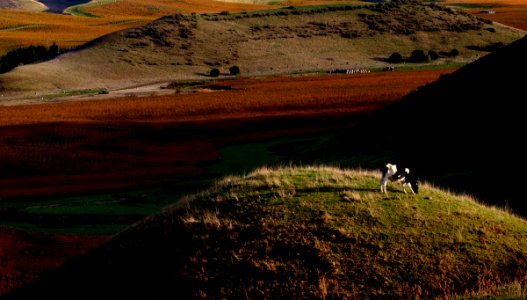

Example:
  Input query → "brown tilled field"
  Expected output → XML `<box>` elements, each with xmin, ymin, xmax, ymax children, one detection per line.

<box><xmin>445</xmin><ymin>0</ymin><xmax>527</xmax><ymax>31</ymax></box>
<box><xmin>0</xmin><ymin>70</ymin><xmax>455</xmax><ymax>198</ymax></box>
<box><xmin>472</xmin><ymin>5</ymin><xmax>527</xmax><ymax>31</ymax></box>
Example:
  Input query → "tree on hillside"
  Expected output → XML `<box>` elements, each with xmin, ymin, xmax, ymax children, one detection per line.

<box><xmin>428</xmin><ymin>50</ymin><xmax>439</xmax><ymax>60</ymax></box>
<box><xmin>209</xmin><ymin>68</ymin><xmax>220</xmax><ymax>77</ymax></box>
<box><xmin>0</xmin><ymin>43</ymin><xmax>63</xmax><ymax>74</ymax></box>
<box><xmin>409</xmin><ymin>49</ymin><xmax>429</xmax><ymax>63</ymax></box>
<box><xmin>229</xmin><ymin>66</ymin><xmax>240</xmax><ymax>76</ymax></box>
<box><xmin>388</xmin><ymin>52</ymin><xmax>403</xmax><ymax>63</ymax></box>
<box><xmin>49</xmin><ymin>42</ymin><xmax>60</xmax><ymax>56</ymax></box>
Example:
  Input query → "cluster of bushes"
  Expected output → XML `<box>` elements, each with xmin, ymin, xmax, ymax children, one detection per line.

<box><xmin>388</xmin><ymin>48</ymin><xmax>459</xmax><ymax>63</ymax></box>
<box><xmin>209</xmin><ymin>66</ymin><xmax>240</xmax><ymax>77</ymax></box>
<box><xmin>359</xmin><ymin>0</ymin><xmax>485</xmax><ymax>35</ymax></box>
<box><xmin>202</xmin><ymin>4</ymin><xmax>369</xmax><ymax>21</ymax></box>
<box><xmin>0</xmin><ymin>43</ymin><xmax>61</xmax><ymax>74</ymax></box>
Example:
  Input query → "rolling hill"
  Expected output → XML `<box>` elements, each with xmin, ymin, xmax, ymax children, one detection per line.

<box><xmin>0</xmin><ymin>0</ymin><xmax>270</xmax><ymax>56</ymax></box>
<box><xmin>304</xmin><ymin>34</ymin><xmax>527</xmax><ymax>216</ymax></box>
<box><xmin>0</xmin><ymin>0</ymin><xmax>45</xmax><ymax>11</ymax></box>
<box><xmin>3</xmin><ymin>166</ymin><xmax>527</xmax><ymax>298</ymax></box>
<box><xmin>0</xmin><ymin>0</ymin><xmax>522</xmax><ymax>101</ymax></box>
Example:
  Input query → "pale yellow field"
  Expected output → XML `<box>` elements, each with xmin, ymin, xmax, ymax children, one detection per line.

<box><xmin>0</xmin><ymin>10</ymin><xmax>145</xmax><ymax>51</ymax></box>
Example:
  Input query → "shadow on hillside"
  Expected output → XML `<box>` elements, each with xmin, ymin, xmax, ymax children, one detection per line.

<box><xmin>38</xmin><ymin>0</ymin><xmax>91</xmax><ymax>13</ymax></box>
<box><xmin>371</xmin><ymin>57</ymin><xmax>392</xmax><ymax>63</ymax></box>
<box><xmin>306</xmin><ymin>36</ymin><xmax>527</xmax><ymax>217</ymax></box>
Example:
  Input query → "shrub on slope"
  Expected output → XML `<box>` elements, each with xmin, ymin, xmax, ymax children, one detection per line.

<box><xmin>5</xmin><ymin>167</ymin><xmax>527</xmax><ymax>299</ymax></box>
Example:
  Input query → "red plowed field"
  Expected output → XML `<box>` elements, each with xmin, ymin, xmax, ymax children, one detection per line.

<box><xmin>445</xmin><ymin>0</ymin><xmax>527</xmax><ymax>31</ymax></box>
<box><xmin>474</xmin><ymin>6</ymin><xmax>527</xmax><ymax>31</ymax></box>
<box><xmin>0</xmin><ymin>70</ymin><xmax>455</xmax><ymax>198</ymax></box>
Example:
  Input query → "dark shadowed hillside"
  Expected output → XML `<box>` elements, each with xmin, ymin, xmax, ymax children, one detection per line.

<box><xmin>306</xmin><ymin>34</ymin><xmax>527</xmax><ymax>216</ymax></box>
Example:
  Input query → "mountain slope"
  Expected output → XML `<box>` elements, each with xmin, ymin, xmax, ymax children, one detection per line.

<box><xmin>305</xmin><ymin>34</ymin><xmax>527</xmax><ymax>215</ymax></box>
<box><xmin>0</xmin><ymin>0</ymin><xmax>521</xmax><ymax>99</ymax></box>
<box><xmin>0</xmin><ymin>0</ymin><xmax>45</xmax><ymax>11</ymax></box>
<box><xmin>3</xmin><ymin>166</ymin><xmax>527</xmax><ymax>298</ymax></box>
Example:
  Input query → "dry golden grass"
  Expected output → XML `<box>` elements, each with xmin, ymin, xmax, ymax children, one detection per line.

<box><xmin>0</xmin><ymin>10</ymin><xmax>148</xmax><ymax>54</ymax></box>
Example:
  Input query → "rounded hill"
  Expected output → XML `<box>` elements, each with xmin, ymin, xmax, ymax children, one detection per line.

<box><xmin>0</xmin><ymin>0</ymin><xmax>522</xmax><ymax>100</ymax></box>
<box><xmin>0</xmin><ymin>0</ymin><xmax>45</xmax><ymax>11</ymax></box>
<box><xmin>5</xmin><ymin>166</ymin><xmax>527</xmax><ymax>298</ymax></box>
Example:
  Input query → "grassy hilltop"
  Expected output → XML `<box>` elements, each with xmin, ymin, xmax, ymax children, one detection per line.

<box><xmin>5</xmin><ymin>166</ymin><xmax>527</xmax><ymax>298</ymax></box>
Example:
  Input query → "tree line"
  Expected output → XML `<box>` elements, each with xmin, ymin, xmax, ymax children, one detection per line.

<box><xmin>0</xmin><ymin>43</ymin><xmax>61</xmax><ymax>74</ymax></box>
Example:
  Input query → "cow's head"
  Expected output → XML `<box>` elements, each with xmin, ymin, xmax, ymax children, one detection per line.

<box><xmin>413</xmin><ymin>181</ymin><xmax>419</xmax><ymax>193</ymax></box>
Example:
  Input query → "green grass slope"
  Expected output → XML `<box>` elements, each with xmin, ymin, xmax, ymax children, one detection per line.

<box><xmin>0</xmin><ymin>0</ymin><xmax>522</xmax><ymax>98</ymax></box>
<box><xmin>4</xmin><ymin>166</ymin><xmax>527</xmax><ymax>298</ymax></box>
<box><xmin>303</xmin><ymin>34</ymin><xmax>527</xmax><ymax>217</ymax></box>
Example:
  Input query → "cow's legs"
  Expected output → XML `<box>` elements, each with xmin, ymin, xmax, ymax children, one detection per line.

<box><xmin>380</xmin><ymin>176</ymin><xmax>388</xmax><ymax>194</ymax></box>
<box><xmin>403</xmin><ymin>183</ymin><xmax>416</xmax><ymax>195</ymax></box>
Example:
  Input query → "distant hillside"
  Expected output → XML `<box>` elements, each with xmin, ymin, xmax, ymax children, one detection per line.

<box><xmin>3</xmin><ymin>167</ymin><xmax>527</xmax><ymax>298</ymax></box>
<box><xmin>0</xmin><ymin>0</ymin><xmax>45</xmax><ymax>11</ymax></box>
<box><xmin>305</xmin><ymin>34</ymin><xmax>527</xmax><ymax>216</ymax></box>
<box><xmin>0</xmin><ymin>0</ymin><xmax>521</xmax><ymax>99</ymax></box>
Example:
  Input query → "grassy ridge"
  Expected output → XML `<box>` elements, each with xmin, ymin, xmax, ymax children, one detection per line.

<box><xmin>8</xmin><ymin>166</ymin><xmax>527</xmax><ymax>298</ymax></box>
<box><xmin>168</xmin><ymin>166</ymin><xmax>527</xmax><ymax>298</ymax></box>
